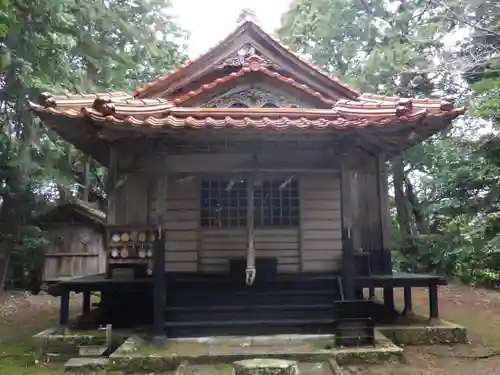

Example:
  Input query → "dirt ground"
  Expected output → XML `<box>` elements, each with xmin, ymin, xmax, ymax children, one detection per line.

<box><xmin>368</xmin><ymin>284</ymin><xmax>500</xmax><ymax>375</ymax></box>
<box><xmin>0</xmin><ymin>285</ymin><xmax>499</xmax><ymax>374</ymax></box>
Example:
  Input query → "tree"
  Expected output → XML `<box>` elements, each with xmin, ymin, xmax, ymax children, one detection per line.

<box><xmin>0</xmin><ymin>0</ymin><xmax>188</xmax><ymax>293</ymax></box>
<box><xmin>279</xmin><ymin>0</ymin><xmax>457</xmax><ymax>267</ymax></box>
<box><xmin>278</xmin><ymin>0</ymin><xmax>500</xmax><ymax>283</ymax></box>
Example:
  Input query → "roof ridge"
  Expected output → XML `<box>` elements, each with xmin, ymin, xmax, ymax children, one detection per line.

<box><xmin>171</xmin><ymin>56</ymin><xmax>335</xmax><ymax>106</ymax></box>
<box><xmin>131</xmin><ymin>20</ymin><xmax>360</xmax><ymax>99</ymax></box>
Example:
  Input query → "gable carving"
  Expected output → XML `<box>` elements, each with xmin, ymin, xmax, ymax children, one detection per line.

<box><xmin>200</xmin><ymin>86</ymin><xmax>306</xmax><ymax>108</ymax></box>
<box><xmin>217</xmin><ymin>43</ymin><xmax>278</xmax><ymax>69</ymax></box>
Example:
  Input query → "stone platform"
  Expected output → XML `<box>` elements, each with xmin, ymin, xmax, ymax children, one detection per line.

<box><xmin>32</xmin><ymin>315</ymin><xmax>467</xmax><ymax>373</ymax></box>
<box><xmin>107</xmin><ymin>332</ymin><xmax>404</xmax><ymax>373</ymax></box>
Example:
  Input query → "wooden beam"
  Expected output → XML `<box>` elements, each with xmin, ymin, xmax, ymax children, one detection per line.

<box><xmin>106</xmin><ymin>145</ymin><xmax>119</xmax><ymax>225</ymax></box>
<box><xmin>340</xmin><ymin>159</ymin><xmax>355</xmax><ymax>300</ymax></box>
<box><xmin>56</xmin><ymin>287</ymin><xmax>70</xmax><ymax>334</ymax></box>
<box><xmin>402</xmin><ymin>286</ymin><xmax>413</xmax><ymax>316</ymax></box>
<box><xmin>245</xmin><ymin>174</ymin><xmax>256</xmax><ymax>286</ymax></box>
<box><xmin>82</xmin><ymin>291</ymin><xmax>91</xmax><ymax>314</ymax></box>
<box><xmin>377</xmin><ymin>154</ymin><xmax>392</xmax><ymax>270</ymax></box>
<box><xmin>152</xmin><ymin>219</ymin><xmax>166</xmax><ymax>346</ymax></box>
<box><xmin>429</xmin><ymin>284</ymin><xmax>439</xmax><ymax>320</ymax></box>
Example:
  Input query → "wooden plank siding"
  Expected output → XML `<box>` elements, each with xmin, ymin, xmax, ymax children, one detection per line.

<box><xmin>299</xmin><ymin>173</ymin><xmax>342</xmax><ymax>272</ymax></box>
<box><xmin>109</xmin><ymin>170</ymin><xmax>347</xmax><ymax>273</ymax></box>
<box><xmin>43</xmin><ymin>225</ymin><xmax>106</xmax><ymax>282</ymax></box>
<box><xmin>155</xmin><ymin>174</ymin><xmax>200</xmax><ymax>272</ymax></box>
<box><xmin>199</xmin><ymin>229</ymin><xmax>246</xmax><ymax>272</ymax></box>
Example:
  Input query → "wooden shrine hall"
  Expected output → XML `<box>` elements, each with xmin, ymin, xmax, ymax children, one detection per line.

<box><xmin>29</xmin><ymin>20</ymin><xmax>464</xmax><ymax>343</ymax></box>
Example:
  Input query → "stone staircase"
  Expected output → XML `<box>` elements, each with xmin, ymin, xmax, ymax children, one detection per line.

<box><xmin>64</xmin><ymin>325</ymin><xmax>111</xmax><ymax>372</ymax></box>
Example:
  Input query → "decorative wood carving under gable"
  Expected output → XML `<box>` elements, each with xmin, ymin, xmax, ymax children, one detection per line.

<box><xmin>199</xmin><ymin>84</ymin><xmax>313</xmax><ymax>109</ymax></box>
<box><xmin>216</xmin><ymin>43</ymin><xmax>278</xmax><ymax>69</ymax></box>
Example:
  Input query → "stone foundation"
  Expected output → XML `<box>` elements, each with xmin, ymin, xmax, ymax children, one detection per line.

<box><xmin>377</xmin><ymin>319</ymin><xmax>467</xmax><ymax>345</ymax></box>
<box><xmin>334</xmin><ymin>331</ymin><xmax>404</xmax><ymax>366</ymax></box>
<box><xmin>32</xmin><ymin>327</ymin><xmax>107</xmax><ymax>361</ymax></box>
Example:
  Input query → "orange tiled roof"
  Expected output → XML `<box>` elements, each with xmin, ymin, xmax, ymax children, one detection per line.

<box><xmin>171</xmin><ymin>55</ymin><xmax>335</xmax><ymax>106</ymax></box>
<box><xmin>29</xmin><ymin>91</ymin><xmax>464</xmax><ymax>131</ymax></box>
<box><xmin>132</xmin><ymin>21</ymin><xmax>360</xmax><ymax>99</ymax></box>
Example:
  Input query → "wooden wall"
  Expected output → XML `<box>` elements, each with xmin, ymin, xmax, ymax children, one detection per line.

<box><xmin>351</xmin><ymin>156</ymin><xmax>390</xmax><ymax>253</ymax></box>
<box><xmin>299</xmin><ymin>173</ymin><xmax>342</xmax><ymax>271</ymax></box>
<box><xmin>42</xmin><ymin>225</ymin><xmax>106</xmax><ymax>282</ymax></box>
<box><xmin>198</xmin><ymin>228</ymin><xmax>300</xmax><ymax>273</ymax></box>
<box><xmin>108</xmin><ymin>164</ymin><xmax>372</xmax><ymax>274</ymax></box>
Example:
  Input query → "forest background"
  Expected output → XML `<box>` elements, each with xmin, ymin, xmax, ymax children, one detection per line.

<box><xmin>1</xmin><ymin>0</ymin><xmax>499</xmax><ymax>293</ymax></box>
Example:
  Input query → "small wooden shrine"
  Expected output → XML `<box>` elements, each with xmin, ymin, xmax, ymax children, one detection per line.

<box><xmin>34</xmin><ymin>198</ymin><xmax>107</xmax><ymax>284</ymax></box>
<box><xmin>29</xmin><ymin>20</ymin><xmax>464</xmax><ymax>341</ymax></box>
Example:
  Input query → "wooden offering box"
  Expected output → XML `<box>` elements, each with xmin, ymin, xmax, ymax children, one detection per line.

<box><xmin>106</xmin><ymin>225</ymin><xmax>156</xmax><ymax>279</ymax></box>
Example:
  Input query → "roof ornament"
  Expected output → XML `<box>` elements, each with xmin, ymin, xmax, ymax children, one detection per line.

<box><xmin>440</xmin><ymin>96</ymin><xmax>455</xmax><ymax>111</ymax></box>
<box><xmin>395</xmin><ymin>98</ymin><xmax>413</xmax><ymax>117</ymax></box>
<box><xmin>236</xmin><ymin>8</ymin><xmax>259</xmax><ymax>25</ymax></box>
<box><xmin>92</xmin><ymin>98</ymin><xmax>116</xmax><ymax>116</ymax></box>
<box><xmin>39</xmin><ymin>92</ymin><xmax>57</xmax><ymax>108</ymax></box>
<box><xmin>243</xmin><ymin>54</ymin><xmax>267</xmax><ymax>70</ymax></box>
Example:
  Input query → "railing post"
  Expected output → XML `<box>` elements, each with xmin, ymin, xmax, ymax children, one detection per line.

<box><xmin>152</xmin><ymin>219</ymin><xmax>166</xmax><ymax>346</ymax></box>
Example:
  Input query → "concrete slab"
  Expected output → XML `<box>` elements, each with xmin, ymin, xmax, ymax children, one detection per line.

<box><xmin>377</xmin><ymin>318</ymin><xmax>467</xmax><ymax>345</ymax></box>
<box><xmin>334</xmin><ymin>331</ymin><xmax>404</xmax><ymax>366</ymax></box>
<box><xmin>108</xmin><ymin>333</ymin><xmax>403</xmax><ymax>373</ymax></box>
<box><xmin>181</xmin><ymin>362</ymin><xmax>337</xmax><ymax>375</ymax></box>
<box><xmin>64</xmin><ymin>357</ymin><xmax>109</xmax><ymax>372</ymax></box>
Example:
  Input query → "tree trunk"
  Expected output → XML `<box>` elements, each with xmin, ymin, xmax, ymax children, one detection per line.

<box><xmin>391</xmin><ymin>157</ymin><xmax>412</xmax><ymax>236</ymax></box>
<box><xmin>0</xmin><ymin>243</ymin><xmax>11</xmax><ymax>295</ymax></box>
<box><xmin>391</xmin><ymin>157</ymin><xmax>419</xmax><ymax>271</ymax></box>
<box><xmin>405</xmin><ymin>177</ymin><xmax>429</xmax><ymax>234</ymax></box>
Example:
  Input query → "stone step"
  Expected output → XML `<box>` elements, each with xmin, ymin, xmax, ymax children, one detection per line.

<box><xmin>77</xmin><ymin>344</ymin><xmax>108</xmax><ymax>357</ymax></box>
<box><xmin>64</xmin><ymin>357</ymin><xmax>109</xmax><ymax>373</ymax></box>
<box><xmin>233</xmin><ymin>359</ymin><xmax>299</xmax><ymax>375</ymax></box>
<box><xmin>165</xmin><ymin>318</ymin><xmax>335</xmax><ymax>328</ymax></box>
<box><xmin>166</xmin><ymin>304</ymin><xmax>335</xmax><ymax>322</ymax></box>
<box><xmin>164</xmin><ymin>318</ymin><xmax>336</xmax><ymax>337</ymax></box>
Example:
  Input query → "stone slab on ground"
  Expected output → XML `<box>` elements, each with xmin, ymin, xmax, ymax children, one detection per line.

<box><xmin>64</xmin><ymin>357</ymin><xmax>109</xmax><ymax>373</ymax></box>
<box><xmin>233</xmin><ymin>358</ymin><xmax>299</xmax><ymax>375</ymax></box>
<box><xmin>377</xmin><ymin>318</ymin><xmax>467</xmax><ymax>345</ymax></box>
<box><xmin>182</xmin><ymin>362</ymin><xmax>336</xmax><ymax>375</ymax></box>
<box><xmin>32</xmin><ymin>327</ymin><xmax>108</xmax><ymax>361</ymax></box>
<box><xmin>108</xmin><ymin>333</ymin><xmax>406</xmax><ymax>372</ymax></box>
<box><xmin>334</xmin><ymin>331</ymin><xmax>404</xmax><ymax>366</ymax></box>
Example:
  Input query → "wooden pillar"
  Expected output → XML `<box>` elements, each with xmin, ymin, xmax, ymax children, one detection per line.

<box><xmin>57</xmin><ymin>287</ymin><xmax>70</xmax><ymax>334</ymax></box>
<box><xmin>152</xmin><ymin>221</ymin><xmax>166</xmax><ymax>346</ymax></box>
<box><xmin>368</xmin><ymin>287</ymin><xmax>375</xmax><ymax>300</ymax></box>
<box><xmin>376</xmin><ymin>155</ymin><xmax>392</xmax><ymax>273</ymax></box>
<box><xmin>340</xmin><ymin>161</ymin><xmax>355</xmax><ymax>300</ymax></box>
<box><xmin>82</xmin><ymin>291</ymin><xmax>91</xmax><ymax>314</ymax></box>
<box><xmin>383</xmin><ymin>287</ymin><xmax>394</xmax><ymax>311</ymax></box>
<box><xmin>106</xmin><ymin>145</ymin><xmax>119</xmax><ymax>225</ymax></box>
<box><xmin>429</xmin><ymin>284</ymin><xmax>439</xmax><ymax>320</ymax></box>
<box><xmin>245</xmin><ymin>174</ymin><xmax>256</xmax><ymax>285</ymax></box>
<box><xmin>402</xmin><ymin>286</ymin><xmax>414</xmax><ymax>316</ymax></box>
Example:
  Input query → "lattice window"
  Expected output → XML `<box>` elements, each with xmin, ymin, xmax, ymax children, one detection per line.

<box><xmin>254</xmin><ymin>180</ymin><xmax>300</xmax><ymax>227</ymax></box>
<box><xmin>200</xmin><ymin>180</ymin><xmax>248</xmax><ymax>228</ymax></box>
<box><xmin>200</xmin><ymin>179</ymin><xmax>300</xmax><ymax>228</ymax></box>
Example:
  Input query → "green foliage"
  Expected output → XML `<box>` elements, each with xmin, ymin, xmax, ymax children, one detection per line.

<box><xmin>0</xmin><ymin>0</ymin><xmax>187</xmax><ymax>291</ymax></box>
<box><xmin>279</xmin><ymin>0</ymin><xmax>500</xmax><ymax>286</ymax></box>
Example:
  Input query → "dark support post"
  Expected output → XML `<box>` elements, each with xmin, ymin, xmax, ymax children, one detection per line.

<box><xmin>429</xmin><ymin>283</ymin><xmax>439</xmax><ymax>320</ymax></box>
<box><xmin>57</xmin><ymin>288</ymin><xmax>70</xmax><ymax>334</ymax></box>
<box><xmin>82</xmin><ymin>291</ymin><xmax>91</xmax><ymax>314</ymax></box>
<box><xmin>355</xmin><ymin>287</ymin><xmax>363</xmax><ymax>300</ymax></box>
<box><xmin>402</xmin><ymin>286</ymin><xmax>413</xmax><ymax>316</ymax></box>
<box><xmin>340</xmin><ymin>160</ymin><xmax>355</xmax><ymax>300</ymax></box>
<box><xmin>383</xmin><ymin>287</ymin><xmax>394</xmax><ymax>311</ymax></box>
<box><xmin>152</xmin><ymin>220</ymin><xmax>166</xmax><ymax>346</ymax></box>
<box><xmin>368</xmin><ymin>287</ymin><xmax>375</xmax><ymax>300</ymax></box>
